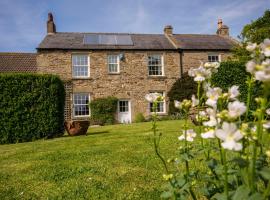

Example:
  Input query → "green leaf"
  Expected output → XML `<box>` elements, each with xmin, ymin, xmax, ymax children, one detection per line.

<box><xmin>259</xmin><ymin>167</ymin><xmax>270</xmax><ymax>180</ymax></box>
<box><xmin>232</xmin><ymin>157</ymin><xmax>249</xmax><ymax>168</ymax></box>
<box><xmin>248</xmin><ymin>193</ymin><xmax>264</xmax><ymax>200</ymax></box>
<box><xmin>232</xmin><ymin>185</ymin><xmax>250</xmax><ymax>200</ymax></box>
<box><xmin>212</xmin><ymin>192</ymin><xmax>227</xmax><ymax>200</ymax></box>
<box><xmin>160</xmin><ymin>191</ymin><xmax>173</xmax><ymax>199</ymax></box>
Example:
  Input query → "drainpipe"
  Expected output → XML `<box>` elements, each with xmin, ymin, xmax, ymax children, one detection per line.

<box><xmin>179</xmin><ymin>50</ymin><xmax>183</xmax><ymax>78</ymax></box>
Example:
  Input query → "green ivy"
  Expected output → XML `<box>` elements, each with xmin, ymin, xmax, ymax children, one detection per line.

<box><xmin>89</xmin><ymin>96</ymin><xmax>118</xmax><ymax>125</ymax></box>
<box><xmin>0</xmin><ymin>73</ymin><xmax>65</xmax><ymax>144</ymax></box>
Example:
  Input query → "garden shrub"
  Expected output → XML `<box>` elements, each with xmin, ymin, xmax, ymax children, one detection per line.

<box><xmin>134</xmin><ymin>113</ymin><xmax>146</xmax><ymax>123</ymax></box>
<box><xmin>211</xmin><ymin>61</ymin><xmax>262</xmax><ymax>113</ymax></box>
<box><xmin>167</xmin><ymin>72</ymin><xmax>197</xmax><ymax>114</ymax></box>
<box><xmin>89</xmin><ymin>96</ymin><xmax>118</xmax><ymax>125</ymax></box>
<box><xmin>0</xmin><ymin>73</ymin><xmax>65</xmax><ymax>144</ymax></box>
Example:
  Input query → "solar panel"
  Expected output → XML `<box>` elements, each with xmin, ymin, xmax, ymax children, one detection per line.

<box><xmin>83</xmin><ymin>34</ymin><xmax>133</xmax><ymax>46</ymax></box>
<box><xmin>83</xmin><ymin>34</ymin><xmax>99</xmax><ymax>45</ymax></box>
<box><xmin>116</xmin><ymin>35</ymin><xmax>133</xmax><ymax>45</ymax></box>
<box><xmin>100</xmin><ymin>35</ymin><xmax>116</xmax><ymax>45</ymax></box>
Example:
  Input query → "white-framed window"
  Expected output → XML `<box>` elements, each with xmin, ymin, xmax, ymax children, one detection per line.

<box><xmin>148</xmin><ymin>55</ymin><xmax>164</xmax><ymax>76</ymax></box>
<box><xmin>119</xmin><ymin>100</ymin><xmax>129</xmax><ymax>112</ymax></box>
<box><xmin>72</xmin><ymin>55</ymin><xmax>90</xmax><ymax>78</ymax></box>
<box><xmin>73</xmin><ymin>93</ymin><xmax>90</xmax><ymax>117</ymax></box>
<box><xmin>108</xmin><ymin>55</ymin><xmax>120</xmax><ymax>73</ymax></box>
<box><xmin>208</xmin><ymin>54</ymin><xmax>220</xmax><ymax>62</ymax></box>
<box><xmin>149</xmin><ymin>92</ymin><xmax>166</xmax><ymax>113</ymax></box>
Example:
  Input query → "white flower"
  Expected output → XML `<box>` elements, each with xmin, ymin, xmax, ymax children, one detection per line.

<box><xmin>228</xmin><ymin>85</ymin><xmax>240</xmax><ymax>100</ymax></box>
<box><xmin>174</xmin><ymin>100</ymin><xmax>181</xmax><ymax>109</ymax></box>
<box><xmin>255</xmin><ymin>70</ymin><xmax>270</xmax><ymax>82</ymax></box>
<box><xmin>266</xmin><ymin>108</ymin><xmax>270</xmax><ymax>116</ymax></box>
<box><xmin>246</xmin><ymin>60</ymin><xmax>256</xmax><ymax>73</ymax></box>
<box><xmin>201</xmin><ymin>129</ymin><xmax>215</xmax><ymax>139</ymax></box>
<box><xmin>263</xmin><ymin>121</ymin><xmax>270</xmax><ymax>129</ymax></box>
<box><xmin>203</xmin><ymin>116</ymin><xmax>218</xmax><ymax>127</ymax></box>
<box><xmin>204</xmin><ymin>62</ymin><xmax>220</xmax><ymax>70</ymax></box>
<box><xmin>216</xmin><ymin>122</ymin><xmax>243</xmax><ymax>151</ymax></box>
<box><xmin>145</xmin><ymin>93</ymin><xmax>162</xmax><ymax>102</ymax></box>
<box><xmin>206</xmin><ymin>87</ymin><xmax>222</xmax><ymax>108</ymax></box>
<box><xmin>188</xmin><ymin>66</ymin><xmax>211</xmax><ymax>82</ymax></box>
<box><xmin>199</xmin><ymin>110</ymin><xmax>207</xmax><ymax>117</ymax></box>
<box><xmin>261</xmin><ymin>38</ymin><xmax>270</xmax><ymax>57</ymax></box>
<box><xmin>203</xmin><ymin>108</ymin><xmax>219</xmax><ymax>127</ymax></box>
<box><xmin>228</xmin><ymin>101</ymin><xmax>246</xmax><ymax>118</ymax></box>
<box><xmin>178</xmin><ymin>129</ymin><xmax>197</xmax><ymax>142</ymax></box>
<box><xmin>246</xmin><ymin>42</ymin><xmax>257</xmax><ymax>52</ymax></box>
<box><xmin>191</xmin><ymin>95</ymin><xmax>199</xmax><ymax>107</ymax></box>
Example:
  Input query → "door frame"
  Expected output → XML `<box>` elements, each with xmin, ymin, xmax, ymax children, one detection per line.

<box><xmin>117</xmin><ymin>99</ymin><xmax>131</xmax><ymax>123</ymax></box>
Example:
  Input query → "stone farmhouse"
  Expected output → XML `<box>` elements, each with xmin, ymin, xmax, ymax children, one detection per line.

<box><xmin>0</xmin><ymin>13</ymin><xmax>237</xmax><ymax>123</ymax></box>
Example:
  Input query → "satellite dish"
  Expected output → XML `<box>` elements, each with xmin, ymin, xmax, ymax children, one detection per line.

<box><xmin>119</xmin><ymin>53</ymin><xmax>125</xmax><ymax>61</ymax></box>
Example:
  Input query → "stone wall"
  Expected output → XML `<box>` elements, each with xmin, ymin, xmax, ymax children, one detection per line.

<box><xmin>37</xmin><ymin>49</ymin><xmax>231</xmax><ymax>122</ymax></box>
<box><xmin>37</xmin><ymin>50</ymin><xmax>180</xmax><ymax>121</ymax></box>
<box><xmin>181</xmin><ymin>51</ymin><xmax>232</xmax><ymax>73</ymax></box>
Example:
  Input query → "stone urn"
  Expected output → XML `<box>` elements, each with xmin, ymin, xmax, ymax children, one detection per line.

<box><xmin>64</xmin><ymin>120</ymin><xmax>90</xmax><ymax>136</ymax></box>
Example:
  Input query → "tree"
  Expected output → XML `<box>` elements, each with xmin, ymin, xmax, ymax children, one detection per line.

<box><xmin>167</xmin><ymin>72</ymin><xmax>197</xmax><ymax>114</ymax></box>
<box><xmin>233</xmin><ymin>10</ymin><xmax>270</xmax><ymax>61</ymax></box>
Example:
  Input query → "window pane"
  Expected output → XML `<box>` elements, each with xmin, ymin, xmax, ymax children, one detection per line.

<box><xmin>74</xmin><ymin>93</ymin><xmax>90</xmax><ymax>116</ymax></box>
<box><xmin>148</xmin><ymin>55</ymin><xmax>163</xmax><ymax>76</ymax></box>
<box><xmin>149</xmin><ymin>92</ymin><xmax>165</xmax><ymax>113</ymax></box>
<box><xmin>72</xmin><ymin>55</ymin><xmax>89</xmax><ymax>77</ymax></box>
<box><xmin>119</xmin><ymin>101</ymin><xmax>129</xmax><ymax>112</ymax></box>
<box><xmin>208</xmin><ymin>55</ymin><xmax>219</xmax><ymax>62</ymax></box>
<box><xmin>108</xmin><ymin>55</ymin><xmax>119</xmax><ymax>73</ymax></box>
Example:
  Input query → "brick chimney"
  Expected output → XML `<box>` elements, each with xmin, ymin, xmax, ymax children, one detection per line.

<box><xmin>164</xmin><ymin>25</ymin><xmax>173</xmax><ymax>35</ymax></box>
<box><xmin>216</xmin><ymin>19</ymin><xmax>229</xmax><ymax>36</ymax></box>
<box><xmin>47</xmin><ymin>13</ymin><xmax>56</xmax><ymax>35</ymax></box>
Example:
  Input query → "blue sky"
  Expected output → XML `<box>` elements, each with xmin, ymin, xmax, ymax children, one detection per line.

<box><xmin>0</xmin><ymin>0</ymin><xmax>269</xmax><ymax>52</ymax></box>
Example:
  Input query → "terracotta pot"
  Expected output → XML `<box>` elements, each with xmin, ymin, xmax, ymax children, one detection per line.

<box><xmin>64</xmin><ymin>120</ymin><xmax>90</xmax><ymax>136</ymax></box>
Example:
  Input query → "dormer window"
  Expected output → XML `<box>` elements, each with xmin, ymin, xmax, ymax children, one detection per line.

<box><xmin>72</xmin><ymin>55</ymin><xmax>90</xmax><ymax>78</ymax></box>
<box><xmin>148</xmin><ymin>55</ymin><xmax>164</xmax><ymax>76</ymax></box>
<box><xmin>108</xmin><ymin>55</ymin><xmax>120</xmax><ymax>73</ymax></box>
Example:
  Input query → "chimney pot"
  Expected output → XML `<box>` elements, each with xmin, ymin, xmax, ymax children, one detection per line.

<box><xmin>218</xmin><ymin>19</ymin><xmax>223</xmax><ymax>29</ymax></box>
<box><xmin>164</xmin><ymin>25</ymin><xmax>173</xmax><ymax>35</ymax></box>
<box><xmin>47</xmin><ymin>12</ymin><xmax>56</xmax><ymax>35</ymax></box>
<box><xmin>216</xmin><ymin>19</ymin><xmax>229</xmax><ymax>36</ymax></box>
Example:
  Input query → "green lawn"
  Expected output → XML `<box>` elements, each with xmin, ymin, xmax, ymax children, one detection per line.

<box><xmin>0</xmin><ymin>120</ymin><xmax>190</xmax><ymax>200</ymax></box>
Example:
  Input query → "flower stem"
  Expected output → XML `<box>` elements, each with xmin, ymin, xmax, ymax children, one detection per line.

<box><xmin>222</xmin><ymin>149</ymin><xmax>229</xmax><ymax>200</ymax></box>
<box><xmin>245</xmin><ymin>77</ymin><xmax>253</xmax><ymax>121</ymax></box>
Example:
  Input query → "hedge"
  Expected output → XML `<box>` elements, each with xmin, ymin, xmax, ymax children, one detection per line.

<box><xmin>0</xmin><ymin>73</ymin><xmax>65</xmax><ymax>144</ymax></box>
<box><xmin>89</xmin><ymin>96</ymin><xmax>118</xmax><ymax>125</ymax></box>
<box><xmin>167</xmin><ymin>72</ymin><xmax>197</xmax><ymax>114</ymax></box>
<box><xmin>211</xmin><ymin>61</ymin><xmax>262</xmax><ymax>114</ymax></box>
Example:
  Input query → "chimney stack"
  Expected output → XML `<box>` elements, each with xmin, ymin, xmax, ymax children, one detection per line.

<box><xmin>216</xmin><ymin>19</ymin><xmax>229</xmax><ymax>36</ymax></box>
<box><xmin>47</xmin><ymin>13</ymin><xmax>56</xmax><ymax>35</ymax></box>
<box><xmin>164</xmin><ymin>25</ymin><xmax>173</xmax><ymax>35</ymax></box>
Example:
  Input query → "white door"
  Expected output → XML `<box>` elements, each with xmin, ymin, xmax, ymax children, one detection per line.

<box><xmin>118</xmin><ymin>100</ymin><xmax>131</xmax><ymax>123</ymax></box>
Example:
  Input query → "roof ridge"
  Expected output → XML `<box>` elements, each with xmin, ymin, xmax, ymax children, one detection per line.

<box><xmin>56</xmin><ymin>32</ymin><xmax>165</xmax><ymax>36</ymax></box>
<box><xmin>0</xmin><ymin>52</ymin><xmax>36</xmax><ymax>55</ymax></box>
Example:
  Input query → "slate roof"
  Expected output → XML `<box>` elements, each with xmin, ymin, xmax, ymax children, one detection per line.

<box><xmin>172</xmin><ymin>34</ymin><xmax>236</xmax><ymax>50</ymax></box>
<box><xmin>37</xmin><ymin>33</ymin><xmax>175</xmax><ymax>50</ymax></box>
<box><xmin>0</xmin><ymin>53</ymin><xmax>37</xmax><ymax>73</ymax></box>
<box><xmin>37</xmin><ymin>32</ymin><xmax>236</xmax><ymax>51</ymax></box>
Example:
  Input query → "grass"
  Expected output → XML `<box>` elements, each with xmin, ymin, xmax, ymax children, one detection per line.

<box><xmin>0</xmin><ymin>120</ymin><xmax>191</xmax><ymax>200</ymax></box>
